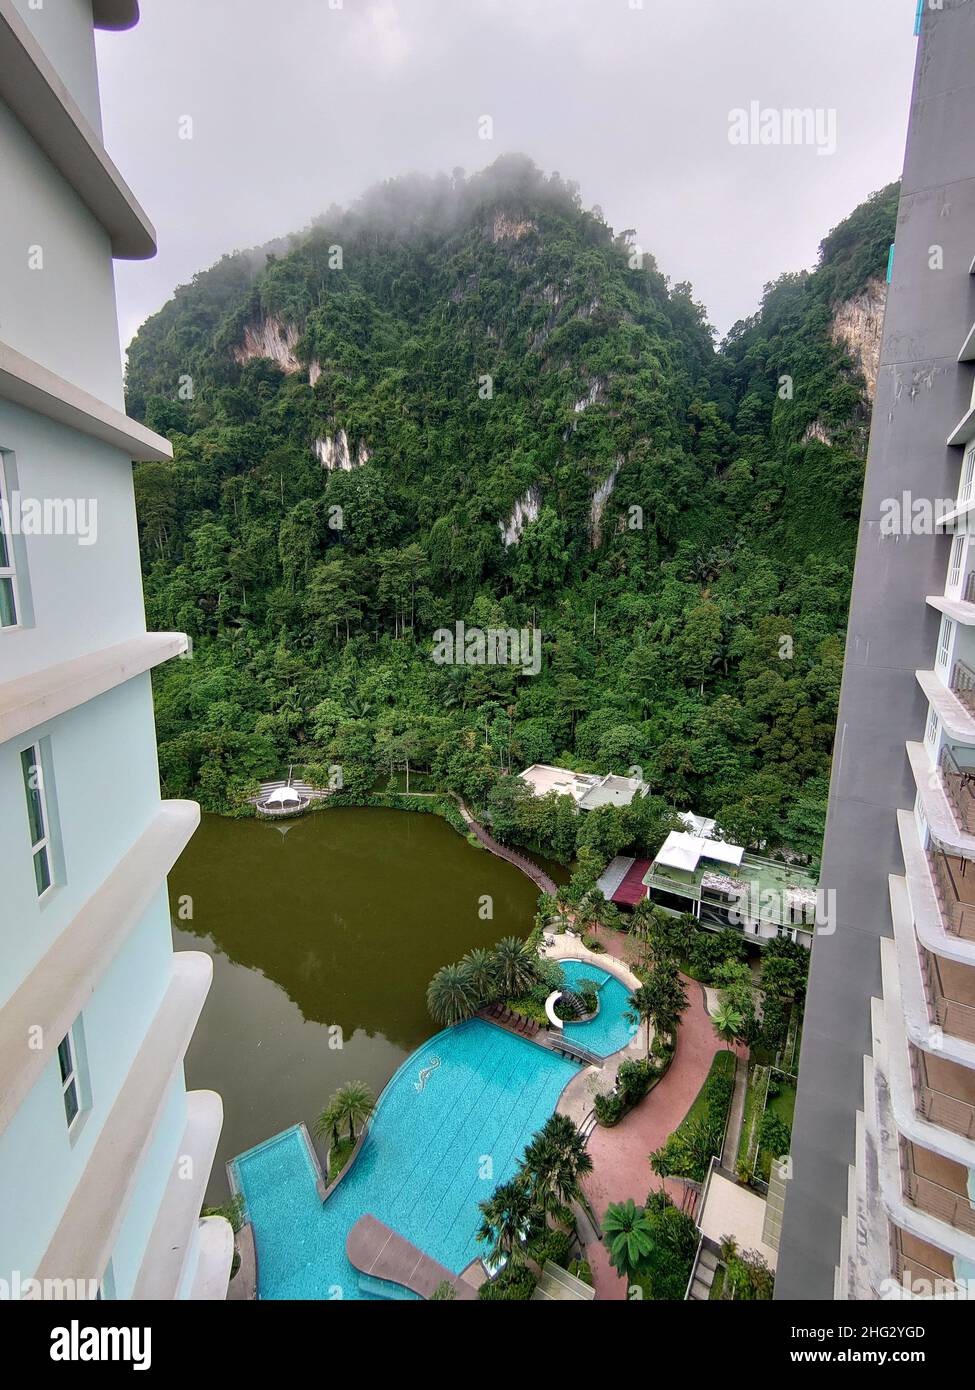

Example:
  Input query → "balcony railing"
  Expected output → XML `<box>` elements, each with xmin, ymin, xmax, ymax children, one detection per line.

<box><xmin>927</xmin><ymin>846</ymin><xmax>975</xmax><ymax>942</ymax></box>
<box><xmin>922</xmin><ymin>950</ymin><xmax>975</xmax><ymax>1045</ymax></box>
<box><xmin>939</xmin><ymin>745</ymin><xmax>975</xmax><ymax>835</ymax></box>
<box><xmin>917</xmin><ymin>1085</ymin><xmax>975</xmax><ymax>1139</ymax></box>
<box><xmin>891</xmin><ymin>1235</ymin><xmax>968</xmax><ymax>1297</ymax></box>
<box><xmin>951</xmin><ymin>659</ymin><xmax>975</xmax><ymax>718</ymax></box>
<box><xmin>904</xmin><ymin>1168</ymin><xmax>975</xmax><ymax>1236</ymax></box>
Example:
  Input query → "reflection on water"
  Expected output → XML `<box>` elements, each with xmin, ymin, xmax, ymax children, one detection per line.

<box><xmin>169</xmin><ymin>807</ymin><xmax>554</xmax><ymax>1201</ymax></box>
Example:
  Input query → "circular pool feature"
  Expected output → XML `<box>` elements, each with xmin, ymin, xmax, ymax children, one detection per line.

<box><xmin>557</xmin><ymin>959</ymin><xmax>639</xmax><ymax>1058</ymax></box>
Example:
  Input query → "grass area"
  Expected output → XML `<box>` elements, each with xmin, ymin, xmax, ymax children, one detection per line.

<box><xmin>756</xmin><ymin>1073</ymin><xmax>797</xmax><ymax>1182</ymax></box>
<box><xmin>736</xmin><ymin>1063</ymin><xmax>770</xmax><ymax>1173</ymax></box>
<box><xmin>327</xmin><ymin>1135</ymin><xmax>356</xmax><ymax>1182</ymax></box>
<box><xmin>681</xmin><ymin>1049</ymin><xmax>736</xmax><ymax>1129</ymax></box>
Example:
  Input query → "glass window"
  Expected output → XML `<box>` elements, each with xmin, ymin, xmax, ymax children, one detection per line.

<box><xmin>20</xmin><ymin>745</ymin><xmax>52</xmax><ymax>897</ymax></box>
<box><xmin>948</xmin><ymin>536</ymin><xmax>964</xmax><ymax>593</ymax></box>
<box><xmin>58</xmin><ymin>1028</ymin><xmax>80</xmax><ymax>1130</ymax></box>
<box><xmin>0</xmin><ymin>454</ymin><xmax>18</xmax><ymax>628</ymax></box>
<box><xmin>937</xmin><ymin>617</ymin><xmax>954</xmax><ymax>674</ymax></box>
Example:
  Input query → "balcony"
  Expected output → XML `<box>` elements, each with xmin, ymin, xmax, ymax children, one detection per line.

<box><xmin>927</xmin><ymin>845</ymin><xmax>975</xmax><ymax>942</ymax></box>
<box><xmin>940</xmin><ymin>745</ymin><xmax>975</xmax><ymax>835</ymax></box>
<box><xmin>901</xmin><ymin>1139</ymin><xmax>975</xmax><ymax>1237</ymax></box>
<box><xmin>922</xmin><ymin>948</ymin><xmax>975</xmax><ymax>1045</ymax></box>
<box><xmin>911</xmin><ymin>1045</ymin><xmax>975</xmax><ymax>1141</ymax></box>
<box><xmin>891</xmin><ymin>1226</ymin><xmax>968</xmax><ymax>1296</ymax></box>
<box><xmin>952</xmin><ymin>659</ymin><xmax>975</xmax><ymax>720</ymax></box>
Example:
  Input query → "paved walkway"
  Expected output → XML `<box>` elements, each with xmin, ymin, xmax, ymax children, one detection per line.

<box><xmin>576</xmin><ymin>930</ymin><xmax>741</xmax><ymax>1300</ymax></box>
<box><xmin>346</xmin><ymin>1214</ymin><xmax>481</xmax><ymax>1299</ymax></box>
<box><xmin>454</xmin><ymin>797</ymin><xmax>559</xmax><ymax>896</ymax></box>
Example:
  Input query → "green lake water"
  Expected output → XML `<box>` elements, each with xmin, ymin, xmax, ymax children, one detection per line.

<box><xmin>169</xmin><ymin>807</ymin><xmax>562</xmax><ymax>1202</ymax></box>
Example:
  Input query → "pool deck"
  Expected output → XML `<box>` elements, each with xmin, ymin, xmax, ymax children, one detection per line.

<box><xmin>541</xmin><ymin>934</ymin><xmax>650</xmax><ymax>1128</ymax></box>
<box><xmin>346</xmin><ymin>1214</ymin><xmax>482</xmax><ymax>1300</ymax></box>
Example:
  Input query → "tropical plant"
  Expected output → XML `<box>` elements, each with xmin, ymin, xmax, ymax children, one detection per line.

<box><xmin>426</xmin><ymin>961</ymin><xmax>478</xmax><ymax>1026</ymax></box>
<box><xmin>477</xmin><ymin>1180</ymin><xmax>537</xmax><ymax>1270</ymax></box>
<box><xmin>461</xmin><ymin>947</ymin><xmax>498</xmax><ymax>1003</ymax></box>
<box><xmin>430</xmin><ymin>1280</ymin><xmax>456</xmax><ymax>1300</ymax></box>
<box><xmin>602</xmin><ymin>1199</ymin><xmax>656</xmax><ymax>1279</ymax></box>
<box><xmin>492</xmin><ymin>935</ymin><xmax>538</xmax><ymax>998</ymax></box>
<box><xmin>711</xmin><ymin>999</ymin><xmax>745</xmax><ymax>1047</ymax></box>
<box><xmin>520</xmin><ymin>1114</ymin><xmax>594</xmax><ymax>1226</ymax></box>
<box><xmin>322</xmin><ymin>1080</ymin><xmax>375</xmax><ymax>1145</ymax></box>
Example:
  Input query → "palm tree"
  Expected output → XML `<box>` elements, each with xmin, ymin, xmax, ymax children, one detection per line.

<box><xmin>492</xmin><ymin>936</ymin><xmax>537</xmax><ymax>998</ymax></box>
<box><xmin>477</xmin><ymin>1180</ymin><xmax>536</xmax><ymax>1269</ymax></box>
<box><xmin>461</xmin><ymin>947</ymin><xmax>498</xmax><ymax>1006</ymax></box>
<box><xmin>326</xmin><ymin>1081</ymin><xmax>375</xmax><ymax>1144</ymax></box>
<box><xmin>520</xmin><ymin>1114</ymin><xmax>594</xmax><ymax>1227</ymax></box>
<box><xmin>602</xmin><ymin>1199</ymin><xmax>656</xmax><ymax>1280</ymax></box>
<box><xmin>427</xmin><ymin>961</ymin><xmax>478</xmax><ymax>1026</ymax></box>
<box><xmin>642</xmin><ymin>959</ymin><xmax>689</xmax><ymax>1044</ymax></box>
<box><xmin>711</xmin><ymin>1000</ymin><xmax>744</xmax><ymax>1048</ymax></box>
<box><xmin>313</xmin><ymin>1098</ymin><xmax>341</xmax><ymax>1149</ymax></box>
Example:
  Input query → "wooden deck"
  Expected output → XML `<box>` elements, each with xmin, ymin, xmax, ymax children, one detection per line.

<box><xmin>345</xmin><ymin>1214</ymin><xmax>480</xmax><ymax>1299</ymax></box>
<box><xmin>455</xmin><ymin>797</ymin><xmax>559</xmax><ymax>896</ymax></box>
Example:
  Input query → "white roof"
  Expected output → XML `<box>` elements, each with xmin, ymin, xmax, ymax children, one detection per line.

<box><xmin>265</xmin><ymin>785</ymin><xmax>301</xmax><ymax>804</ymax></box>
<box><xmin>678</xmin><ymin>811</ymin><xmax>717</xmax><ymax>838</ymax></box>
<box><xmin>654</xmin><ymin>830</ymin><xmax>744</xmax><ymax>874</ymax></box>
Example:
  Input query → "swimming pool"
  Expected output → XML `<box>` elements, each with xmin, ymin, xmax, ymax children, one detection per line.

<box><xmin>229</xmin><ymin>1020</ymin><xmax>578</xmax><ymax>1299</ymax></box>
<box><xmin>559</xmin><ymin>958</ymin><xmax>639</xmax><ymax>1057</ymax></box>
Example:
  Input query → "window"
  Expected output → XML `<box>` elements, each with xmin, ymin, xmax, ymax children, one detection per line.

<box><xmin>948</xmin><ymin>535</ymin><xmax>965</xmax><ymax>593</ymax></box>
<box><xmin>926</xmin><ymin>707</ymin><xmax>940</xmax><ymax>749</ymax></box>
<box><xmin>937</xmin><ymin>617</ymin><xmax>954</xmax><ymax>674</ymax></box>
<box><xmin>58</xmin><ymin>1018</ymin><xmax>89</xmax><ymax>1134</ymax></box>
<box><xmin>0</xmin><ymin>453</ymin><xmax>18</xmax><ymax>627</ymax></box>
<box><xmin>21</xmin><ymin>744</ymin><xmax>52</xmax><ymax>897</ymax></box>
<box><xmin>961</xmin><ymin>444</ymin><xmax>975</xmax><ymax>507</ymax></box>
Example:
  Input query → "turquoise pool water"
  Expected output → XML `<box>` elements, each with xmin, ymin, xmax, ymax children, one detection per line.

<box><xmin>229</xmin><ymin>1020</ymin><xmax>578</xmax><ymax>1299</ymax></box>
<box><xmin>560</xmin><ymin>958</ymin><xmax>639</xmax><ymax>1057</ymax></box>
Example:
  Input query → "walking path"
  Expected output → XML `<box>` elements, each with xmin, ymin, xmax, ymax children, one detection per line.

<box><xmin>577</xmin><ymin>929</ymin><xmax>742</xmax><ymax>1300</ymax></box>
<box><xmin>453</xmin><ymin>796</ymin><xmax>559</xmax><ymax>896</ymax></box>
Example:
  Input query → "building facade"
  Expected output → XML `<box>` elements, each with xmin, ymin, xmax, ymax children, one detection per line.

<box><xmin>779</xmin><ymin>0</ymin><xmax>975</xmax><ymax>1300</ymax></box>
<box><xmin>0</xmin><ymin>1</ymin><xmax>230</xmax><ymax>1299</ymax></box>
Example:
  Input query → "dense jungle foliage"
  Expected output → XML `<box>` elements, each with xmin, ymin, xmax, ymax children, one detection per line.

<box><xmin>127</xmin><ymin>157</ymin><xmax>899</xmax><ymax>868</ymax></box>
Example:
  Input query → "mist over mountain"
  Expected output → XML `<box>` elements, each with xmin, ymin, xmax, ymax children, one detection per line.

<box><xmin>126</xmin><ymin>156</ymin><xmax>897</xmax><ymax>866</ymax></box>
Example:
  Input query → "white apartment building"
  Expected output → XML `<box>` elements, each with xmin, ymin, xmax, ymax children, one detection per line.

<box><xmin>0</xmin><ymin>0</ymin><xmax>230</xmax><ymax>1299</ymax></box>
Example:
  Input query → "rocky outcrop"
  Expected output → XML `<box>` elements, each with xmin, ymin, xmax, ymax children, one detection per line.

<box><xmin>233</xmin><ymin>315</ymin><xmax>302</xmax><ymax>373</ymax></box>
<box><xmin>309</xmin><ymin>359</ymin><xmax>322</xmax><ymax>387</ymax></box>
<box><xmin>802</xmin><ymin>420</ymin><xmax>833</xmax><ymax>447</ymax></box>
<box><xmin>831</xmin><ymin>276</ymin><xmax>887</xmax><ymax>404</ymax></box>
<box><xmin>314</xmin><ymin>431</ymin><xmax>371</xmax><ymax>471</ymax></box>
<box><xmin>590</xmin><ymin>457</ymin><xmax>623</xmax><ymax>547</ymax></box>
<box><xmin>574</xmin><ymin>378</ymin><xmax>605</xmax><ymax>414</ymax></box>
<box><xmin>499</xmin><ymin>485</ymin><xmax>541</xmax><ymax>547</ymax></box>
<box><xmin>491</xmin><ymin>210</ymin><xmax>536</xmax><ymax>243</ymax></box>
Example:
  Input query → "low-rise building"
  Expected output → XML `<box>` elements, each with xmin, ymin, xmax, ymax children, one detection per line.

<box><xmin>518</xmin><ymin>763</ymin><xmax>649</xmax><ymax>810</ymax></box>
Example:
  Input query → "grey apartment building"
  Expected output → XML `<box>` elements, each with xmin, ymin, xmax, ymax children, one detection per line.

<box><xmin>779</xmin><ymin>0</ymin><xmax>975</xmax><ymax>1299</ymax></box>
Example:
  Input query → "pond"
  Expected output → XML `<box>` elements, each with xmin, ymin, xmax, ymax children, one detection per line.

<box><xmin>169</xmin><ymin>807</ymin><xmax>561</xmax><ymax>1203</ymax></box>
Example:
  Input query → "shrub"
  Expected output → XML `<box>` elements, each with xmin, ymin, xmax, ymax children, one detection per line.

<box><xmin>567</xmin><ymin>1258</ymin><xmax>593</xmax><ymax>1286</ymax></box>
<box><xmin>529</xmin><ymin>1228</ymin><xmax>572</xmax><ymax>1268</ymax></box>
<box><xmin>478</xmin><ymin>1267</ymin><xmax>537</xmax><ymax>1300</ymax></box>
<box><xmin>594</xmin><ymin>1090</ymin><xmax>625</xmax><ymax>1127</ymax></box>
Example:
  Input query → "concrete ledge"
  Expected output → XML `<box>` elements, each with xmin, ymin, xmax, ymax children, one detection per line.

<box><xmin>187</xmin><ymin>1217</ymin><xmax>234</xmax><ymax>1301</ymax></box>
<box><xmin>907</xmin><ymin>740</ymin><xmax>975</xmax><ymax>859</ymax></box>
<box><xmin>346</xmin><ymin>1214</ymin><xmax>477</xmax><ymax>1300</ymax></box>
<box><xmin>0</xmin><ymin>799</ymin><xmax>200</xmax><ymax>1136</ymax></box>
<box><xmin>0</xmin><ymin>632</ymin><xmax>186</xmax><ymax>745</ymax></box>
<box><xmin>927</xmin><ymin>594</ymin><xmax>975</xmax><ymax>625</ymax></box>
<box><xmin>132</xmin><ymin>1090</ymin><xmax>225</xmax><ymax>1300</ymax></box>
<box><xmin>0</xmin><ymin>339</ymin><xmax>172</xmax><ymax>462</ymax></box>
<box><xmin>34</xmin><ymin>951</ymin><xmax>213</xmax><ymax>1285</ymax></box>
<box><xmin>0</xmin><ymin>0</ymin><xmax>155</xmax><ymax>258</ymax></box>
<box><xmin>897</xmin><ymin>810</ymin><xmax>975</xmax><ymax>969</ymax></box>
<box><xmin>889</xmin><ymin>873</ymin><xmax>975</xmax><ymax>1068</ymax></box>
<box><xmin>880</xmin><ymin>939</ymin><xmax>975</xmax><ymax>1170</ymax></box>
<box><xmin>916</xmin><ymin>670</ymin><xmax>975</xmax><ymax>743</ymax></box>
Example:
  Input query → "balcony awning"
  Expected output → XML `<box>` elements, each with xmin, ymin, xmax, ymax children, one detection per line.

<box><xmin>653</xmin><ymin>830</ymin><xmax>744</xmax><ymax>873</ymax></box>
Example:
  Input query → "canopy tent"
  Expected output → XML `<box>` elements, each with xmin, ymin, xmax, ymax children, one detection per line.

<box><xmin>652</xmin><ymin>830</ymin><xmax>745</xmax><ymax>874</ymax></box>
<box><xmin>264</xmin><ymin>785</ymin><xmax>302</xmax><ymax>806</ymax></box>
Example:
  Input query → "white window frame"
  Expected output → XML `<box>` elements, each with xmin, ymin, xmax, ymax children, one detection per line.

<box><xmin>937</xmin><ymin>617</ymin><xmax>954</xmax><ymax>675</ymax></box>
<box><xmin>961</xmin><ymin>444</ymin><xmax>975</xmax><ymax>508</ymax></box>
<box><xmin>926</xmin><ymin>707</ymin><xmax>940</xmax><ymax>750</ymax></box>
<box><xmin>0</xmin><ymin>452</ymin><xmax>20</xmax><ymax>629</ymax></box>
<box><xmin>58</xmin><ymin>1019</ymin><xmax>87</xmax><ymax>1135</ymax></box>
<box><xmin>21</xmin><ymin>743</ymin><xmax>53</xmax><ymax>899</ymax></box>
<box><xmin>948</xmin><ymin>535</ymin><xmax>965</xmax><ymax>594</ymax></box>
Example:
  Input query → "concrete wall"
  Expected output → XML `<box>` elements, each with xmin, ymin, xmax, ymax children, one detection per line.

<box><xmin>0</xmin><ymin>886</ymin><xmax>175</xmax><ymax>1280</ymax></box>
<box><xmin>11</xmin><ymin>0</ymin><xmax>103</xmax><ymax>135</ymax></box>
<box><xmin>0</xmin><ymin>401</ymin><xmax>148</xmax><ymax>679</ymax></box>
<box><xmin>0</xmin><ymin>100</ymin><xmax>123</xmax><ymax>405</ymax></box>
<box><xmin>778</xmin><ymin>0</ymin><xmax>975</xmax><ymax>1299</ymax></box>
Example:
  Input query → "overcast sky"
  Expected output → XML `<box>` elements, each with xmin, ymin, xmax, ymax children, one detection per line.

<box><xmin>97</xmin><ymin>0</ymin><xmax>920</xmax><ymax>354</ymax></box>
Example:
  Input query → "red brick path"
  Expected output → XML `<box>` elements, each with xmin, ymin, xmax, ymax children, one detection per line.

<box><xmin>581</xmin><ymin>930</ymin><xmax>741</xmax><ymax>1299</ymax></box>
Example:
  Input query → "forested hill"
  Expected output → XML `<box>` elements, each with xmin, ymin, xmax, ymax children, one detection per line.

<box><xmin>127</xmin><ymin>157</ymin><xmax>898</xmax><ymax>866</ymax></box>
